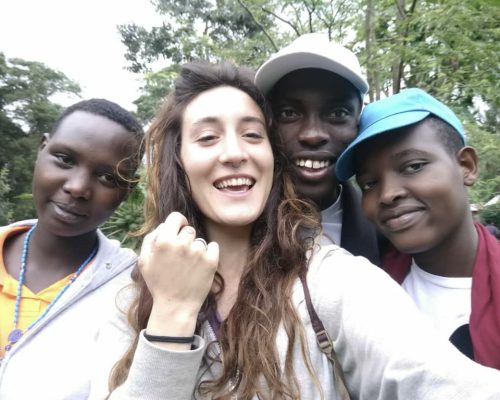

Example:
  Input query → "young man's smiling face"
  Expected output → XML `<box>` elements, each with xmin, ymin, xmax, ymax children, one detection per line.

<box><xmin>270</xmin><ymin>68</ymin><xmax>361</xmax><ymax>210</ymax></box>
<box><xmin>355</xmin><ymin>119</ymin><xmax>476</xmax><ymax>256</ymax></box>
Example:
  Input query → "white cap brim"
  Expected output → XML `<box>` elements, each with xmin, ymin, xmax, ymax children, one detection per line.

<box><xmin>255</xmin><ymin>51</ymin><xmax>369</xmax><ymax>96</ymax></box>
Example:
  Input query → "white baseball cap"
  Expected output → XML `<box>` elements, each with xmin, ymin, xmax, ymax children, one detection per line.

<box><xmin>255</xmin><ymin>33</ymin><xmax>369</xmax><ymax>96</ymax></box>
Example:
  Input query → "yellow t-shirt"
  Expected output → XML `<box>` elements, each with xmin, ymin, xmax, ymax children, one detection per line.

<box><xmin>0</xmin><ymin>225</ymin><xmax>72</xmax><ymax>357</ymax></box>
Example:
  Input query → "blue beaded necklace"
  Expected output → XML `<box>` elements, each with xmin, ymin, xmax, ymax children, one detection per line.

<box><xmin>5</xmin><ymin>224</ymin><xmax>98</xmax><ymax>352</ymax></box>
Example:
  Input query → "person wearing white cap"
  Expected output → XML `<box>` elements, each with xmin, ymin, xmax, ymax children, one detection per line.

<box><xmin>255</xmin><ymin>33</ymin><xmax>382</xmax><ymax>266</ymax></box>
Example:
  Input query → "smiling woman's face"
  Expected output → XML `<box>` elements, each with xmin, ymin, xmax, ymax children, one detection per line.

<box><xmin>180</xmin><ymin>85</ymin><xmax>274</xmax><ymax>231</ymax></box>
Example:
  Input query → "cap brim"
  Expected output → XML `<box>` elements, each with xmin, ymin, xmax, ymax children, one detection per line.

<box><xmin>255</xmin><ymin>52</ymin><xmax>368</xmax><ymax>95</ymax></box>
<box><xmin>336</xmin><ymin>110</ymin><xmax>430</xmax><ymax>181</ymax></box>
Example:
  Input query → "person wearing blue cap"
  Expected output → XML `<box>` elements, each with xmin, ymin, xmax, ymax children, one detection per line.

<box><xmin>255</xmin><ymin>33</ymin><xmax>383</xmax><ymax>266</ymax></box>
<box><xmin>336</xmin><ymin>88</ymin><xmax>500</xmax><ymax>370</ymax></box>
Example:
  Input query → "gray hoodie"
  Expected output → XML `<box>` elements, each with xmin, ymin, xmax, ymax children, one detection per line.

<box><xmin>0</xmin><ymin>220</ymin><xmax>137</xmax><ymax>400</ymax></box>
<box><xmin>97</xmin><ymin>243</ymin><xmax>500</xmax><ymax>400</ymax></box>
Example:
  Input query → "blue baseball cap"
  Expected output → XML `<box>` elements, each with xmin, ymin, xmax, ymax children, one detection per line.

<box><xmin>335</xmin><ymin>88</ymin><xmax>465</xmax><ymax>181</ymax></box>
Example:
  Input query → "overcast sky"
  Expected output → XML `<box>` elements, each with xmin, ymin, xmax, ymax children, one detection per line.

<box><xmin>0</xmin><ymin>0</ymin><xmax>163</xmax><ymax>111</ymax></box>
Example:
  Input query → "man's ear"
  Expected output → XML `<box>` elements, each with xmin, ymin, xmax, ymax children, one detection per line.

<box><xmin>39</xmin><ymin>133</ymin><xmax>50</xmax><ymax>151</ymax></box>
<box><xmin>456</xmin><ymin>146</ymin><xmax>479</xmax><ymax>186</ymax></box>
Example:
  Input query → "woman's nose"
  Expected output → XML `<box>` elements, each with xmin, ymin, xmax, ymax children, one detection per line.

<box><xmin>219</xmin><ymin>134</ymin><xmax>248</xmax><ymax>167</ymax></box>
<box><xmin>62</xmin><ymin>169</ymin><xmax>92</xmax><ymax>199</ymax></box>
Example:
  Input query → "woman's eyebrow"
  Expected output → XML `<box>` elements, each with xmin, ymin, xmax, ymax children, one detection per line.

<box><xmin>191</xmin><ymin>115</ymin><xmax>265</xmax><ymax>130</ymax></box>
<box><xmin>240</xmin><ymin>116</ymin><xmax>266</xmax><ymax>127</ymax></box>
<box><xmin>192</xmin><ymin>116</ymin><xmax>220</xmax><ymax>127</ymax></box>
<box><xmin>49</xmin><ymin>142</ymin><xmax>75</xmax><ymax>152</ymax></box>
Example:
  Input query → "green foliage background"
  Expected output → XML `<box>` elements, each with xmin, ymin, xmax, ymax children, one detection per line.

<box><xmin>101</xmin><ymin>180</ymin><xmax>146</xmax><ymax>251</ymax></box>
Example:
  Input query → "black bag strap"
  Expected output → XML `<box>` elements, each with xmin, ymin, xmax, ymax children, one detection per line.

<box><xmin>299</xmin><ymin>270</ymin><xmax>351</xmax><ymax>400</ymax></box>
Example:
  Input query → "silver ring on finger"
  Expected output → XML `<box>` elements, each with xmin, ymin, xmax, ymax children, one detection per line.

<box><xmin>194</xmin><ymin>237</ymin><xmax>208</xmax><ymax>250</ymax></box>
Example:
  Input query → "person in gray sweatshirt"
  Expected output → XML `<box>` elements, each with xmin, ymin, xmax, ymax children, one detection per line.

<box><xmin>0</xmin><ymin>98</ymin><xmax>144</xmax><ymax>399</ymax></box>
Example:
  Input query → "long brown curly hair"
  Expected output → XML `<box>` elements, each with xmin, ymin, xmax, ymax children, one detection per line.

<box><xmin>109</xmin><ymin>61</ymin><xmax>323</xmax><ymax>399</ymax></box>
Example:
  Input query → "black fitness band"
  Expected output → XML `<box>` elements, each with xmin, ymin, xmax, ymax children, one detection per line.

<box><xmin>144</xmin><ymin>333</ymin><xmax>195</xmax><ymax>344</ymax></box>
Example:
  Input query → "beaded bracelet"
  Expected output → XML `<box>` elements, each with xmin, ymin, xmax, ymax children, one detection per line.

<box><xmin>144</xmin><ymin>333</ymin><xmax>195</xmax><ymax>344</ymax></box>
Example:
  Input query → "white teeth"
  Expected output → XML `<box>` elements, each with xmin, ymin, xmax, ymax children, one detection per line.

<box><xmin>295</xmin><ymin>159</ymin><xmax>330</xmax><ymax>169</ymax></box>
<box><xmin>215</xmin><ymin>177</ymin><xmax>254</xmax><ymax>189</ymax></box>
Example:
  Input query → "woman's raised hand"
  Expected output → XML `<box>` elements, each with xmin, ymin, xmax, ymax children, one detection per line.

<box><xmin>139</xmin><ymin>212</ymin><xmax>219</xmax><ymax>341</ymax></box>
